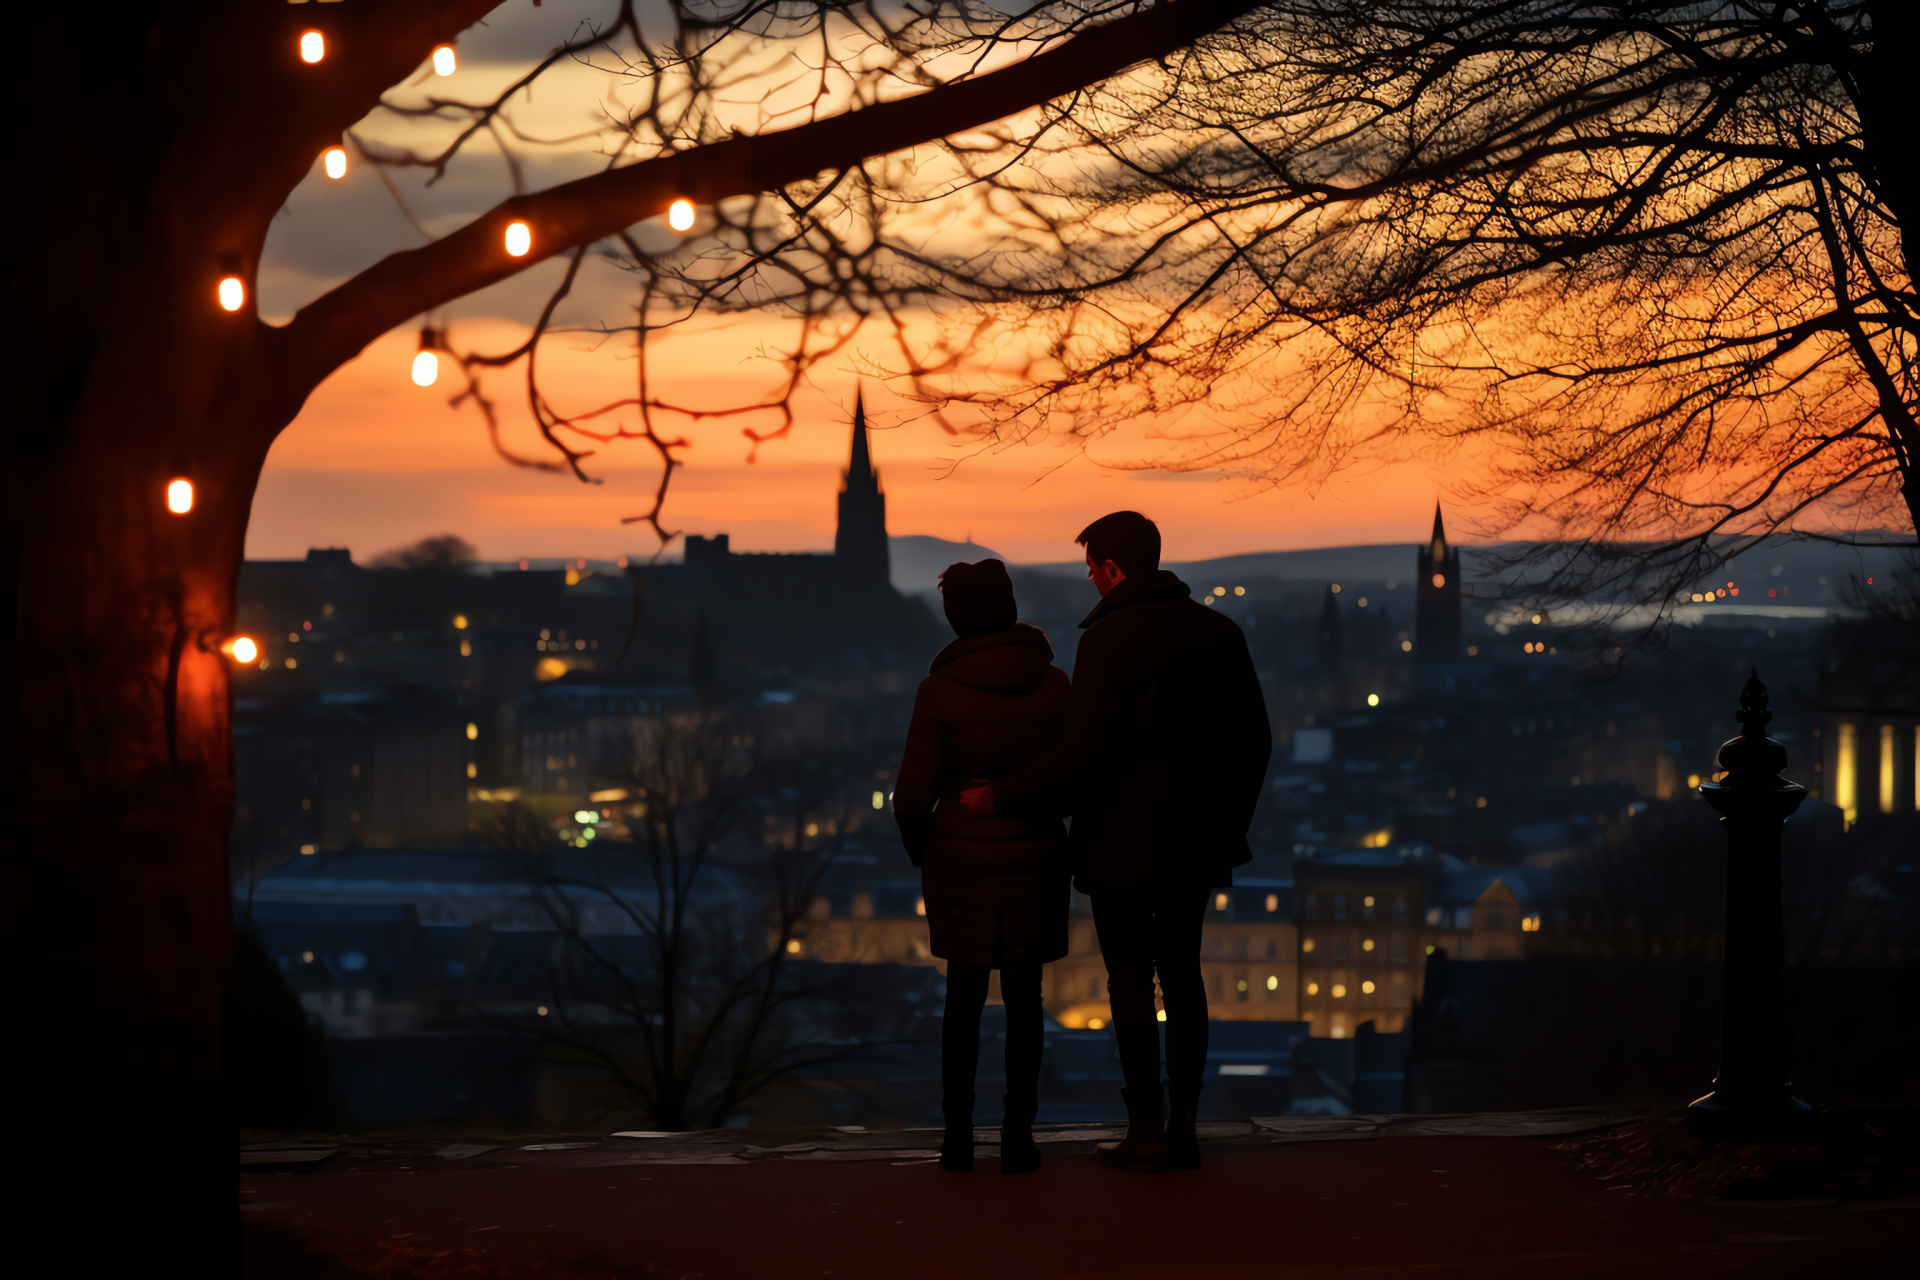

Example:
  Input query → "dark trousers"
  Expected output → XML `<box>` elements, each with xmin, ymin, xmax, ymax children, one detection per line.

<box><xmin>1092</xmin><ymin>888</ymin><xmax>1211</xmax><ymax>1092</ymax></box>
<box><xmin>943</xmin><ymin>960</ymin><xmax>1045</xmax><ymax>1104</ymax></box>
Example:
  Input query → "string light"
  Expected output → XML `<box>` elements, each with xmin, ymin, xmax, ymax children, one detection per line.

<box><xmin>504</xmin><ymin>221</ymin><xmax>532</xmax><ymax>256</ymax></box>
<box><xmin>322</xmin><ymin>147</ymin><xmax>347</xmax><ymax>180</ymax></box>
<box><xmin>431</xmin><ymin>45</ymin><xmax>457</xmax><ymax>76</ymax></box>
<box><xmin>411</xmin><ymin>350</ymin><xmax>439</xmax><ymax>387</ymax></box>
<box><xmin>217</xmin><ymin>276</ymin><xmax>245</xmax><ymax>312</ymax></box>
<box><xmin>225</xmin><ymin>636</ymin><xmax>259</xmax><ymax>664</ymax></box>
<box><xmin>299</xmin><ymin>31</ymin><xmax>325</xmax><ymax>64</ymax></box>
<box><xmin>166</xmin><ymin>479</ymin><xmax>194</xmax><ymax>514</ymax></box>
<box><xmin>668</xmin><ymin>199</ymin><xmax>695</xmax><ymax>231</ymax></box>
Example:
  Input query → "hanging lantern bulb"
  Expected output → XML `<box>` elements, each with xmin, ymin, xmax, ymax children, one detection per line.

<box><xmin>166</xmin><ymin>478</ymin><xmax>194</xmax><ymax>514</ymax></box>
<box><xmin>224</xmin><ymin>636</ymin><xmax>259</xmax><ymax>665</ymax></box>
<box><xmin>412</xmin><ymin>326</ymin><xmax>441</xmax><ymax>386</ymax></box>
<box><xmin>504</xmin><ymin>221</ymin><xmax>532</xmax><ymax>257</ymax></box>
<box><xmin>668</xmin><ymin>199</ymin><xmax>695</xmax><ymax>232</ymax></box>
<box><xmin>217</xmin><ymin>276</ymin><xmax>246</xmax><ymax>312</ymax></box>
<box><xmin>299</xmin><ymin>31</ymin><xmax>325</xmax><ymax>64</ymax></box>
<box><xmin>432</xmin><ymin>45</ymin><xmax>457</xmax><ymax>76</ymax></box>
<box><xmin>322</xmin><ymin>146</ymin><xmax>347</xmax><ymax>180</ymax></box>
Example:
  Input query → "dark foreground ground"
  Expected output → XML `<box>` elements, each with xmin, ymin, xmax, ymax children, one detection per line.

<box><xmin>242</xmin><ymin>1112</ymin><xmax>1920</xmax><ymax>1279</ymax></box>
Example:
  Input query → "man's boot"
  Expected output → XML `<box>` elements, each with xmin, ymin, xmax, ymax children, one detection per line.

<box><xmin>940</xmin><ymin>1091</ymin><xmax>975</xmax><ymax>1173</ymax></box>
<box><xmin>1000</xmin><ymin>1093</ymin><xmax>1042</xmax><ymax>1175</ymax></box>
<box><xmin>1095</xmin><ymin>1085</ymin><xmax>1165</xmax><ymax>1172</ymax></box>
<box><xmin>1163</xmin><ymin>1083</ymin><xmax>1203</xmax><ymax>1170</ymax></box>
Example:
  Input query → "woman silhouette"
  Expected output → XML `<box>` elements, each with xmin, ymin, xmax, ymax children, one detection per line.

<box><xmin>894</xmin><ymin>560</ymin><xmax>1070</xmax><ymax>1174</ymax></box>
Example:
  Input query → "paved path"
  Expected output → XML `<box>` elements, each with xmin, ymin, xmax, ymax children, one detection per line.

<box><xmin>242</xmin><ymin>1116</ymin><xmax>1919</xmax><ymax>1278</ymax></box>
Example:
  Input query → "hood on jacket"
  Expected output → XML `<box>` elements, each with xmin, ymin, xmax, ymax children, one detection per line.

<box><xmin>929</xmin><ymin>623</ymin><xmax>1057</xmax><ymax>693</ymax></box>
<box><xmin>1079</xmin><ymin>569</ymin><xmax>1191</xmax><ymax>630</ymax></box>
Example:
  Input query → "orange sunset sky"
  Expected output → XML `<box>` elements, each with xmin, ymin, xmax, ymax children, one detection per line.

<box><xmin>248</xmin><ymin>321</ymin><xmax>1480</xmax><ymax>566</ymax></box>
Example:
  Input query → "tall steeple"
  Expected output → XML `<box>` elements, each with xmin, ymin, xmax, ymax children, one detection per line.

<box><xmin>834</xmin><ymin>391</ymin><xmax>890</xmax><ymax>589</ymax></box>
<box><xmin>1415</xmin><ymin>502</ymin><xmax>1463</xmax><ymax>661</ymax></box>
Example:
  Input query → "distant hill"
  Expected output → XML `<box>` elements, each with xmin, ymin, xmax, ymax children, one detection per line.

<box><xmin>1024</xmin><ymin>544</ymin><xmax>1422</xmax><ymax>584</ymax></box>
<box><xmin>889</xmin><ymin>535</ymin><xmax>1012</xmax><ymax>596</ymax></box>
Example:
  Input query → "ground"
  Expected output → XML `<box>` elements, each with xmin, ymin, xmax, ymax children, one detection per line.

<box><xmin>242</xmin><ymin>1113</ymin><xmax>1920</xmax><ymax>1278</ymax></box>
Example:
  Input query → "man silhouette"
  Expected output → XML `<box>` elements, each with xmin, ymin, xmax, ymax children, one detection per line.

<box><xmin>961</xmin><ymin>511</ymin><xmax>1269</xmax><ymax>1171</ymax></box>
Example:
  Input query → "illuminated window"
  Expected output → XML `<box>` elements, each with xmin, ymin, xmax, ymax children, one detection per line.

<box><xmin>1360</xmin><ymin>981</ymin><xmax>1375</xmax><ymax>994</ymax></box>
<box><xmin>1265</xmin><ymin>974</ymin><xmax>1279</xmax><ymax>991</ymax></box>
<box><xmin>1362</xmin><ymin>938</ymin><xmax>1374</xmax><ymax>952</ymax></box>
<box><xmin>915</xmin><ymin>897</ymin><xmax>926</xmax><ymax>917</ymax></box>
<box><xmin>1879</xmin><ymin>724</ymin><xmax>1895</xmax><ymax>815</ymax></box>
<box><xmin>1302</xmin><ymin>938</ymin><xmax>1315</xmax><ymax>953</ymax></box>
<box><xmin>1156</xmin><ymin>1009</ymin><xmax>1167</xmax><ymax>1022</ymax></box>
<box><xmin>872</xmin><ymin>790</ymin><xmax>885</xmax><ymax>810</ymax></box>
<box><xmin>1305</xmin><ymin>982</ymin><xmax>1319</xmax><ymax>996</ymax></box>
<box><xmin>785</xmin><ymin>939</ymin><xmax>802</xmax><ymax>954</ymax></box>
<box><xmin>1331</xmin><ymin>984</ymin><xmax>1347</xmax><ymax>999</ymax></box>
<box><xmin>1215</xmin><ymin>892</ymin><xmax>1229</xmax><ymax>911</ymax></box>
<box><xmin>1265</xmin><ymin>893</ymin><xmax>1279</xmax><ymax>912</ymax></box>
<box><xmin>1363</xmin><ymin>895</ymin><xmax>1375</xmax><ymax>908</ymax></box>
<box><xmin>1835</xmin><ymin>723</ymin><xmax>1858</xmax><ymax>823</ymax></box>
<box><xmin>465</xmin><ymin>722</ymin><xmax>479</xmax><ymax>740</ymax></box>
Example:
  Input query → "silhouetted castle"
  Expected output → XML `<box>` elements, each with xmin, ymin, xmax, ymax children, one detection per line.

<box><xmin>668</xmin><ymin>393</ymin><xmax>939</xmax><ymax>675</ymax></box>
<box><xmin>681</xmin><ymin>393</ymin><xmax>892</xmax><ymax>596</ymax></box>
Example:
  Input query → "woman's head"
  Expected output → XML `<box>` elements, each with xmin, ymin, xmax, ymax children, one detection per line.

<box><xmin>938</xmin><ymin>559</ymin><xmax>1018</xmax><ymax>638</ymax></box>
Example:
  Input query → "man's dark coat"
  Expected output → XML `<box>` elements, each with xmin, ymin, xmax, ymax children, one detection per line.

<box><xmin>993</xmin><ymin>570</ymin><xmax>1270</xmax><ymax>894</ymax></box>
<box><xmin>893</xmin><ymin>624</ymin><xmax>1071</xmax><ymax>966</ymax></box>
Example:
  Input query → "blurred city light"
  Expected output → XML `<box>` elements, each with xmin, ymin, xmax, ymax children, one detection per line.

<box><xmin>299</xmin><ymin>31</ymin><xmax>325</xmax><ymax>64</ymax></box>
<box><xmin>431</xmin><ymin>45</ymin><xmax>457</xmax><ymax>76</ymax></box>
<box><xmin>504</xmin><ymin>221</ymin><xmax>532</xmax><ymax>256</ymax></box>
<box><xmin>166</xmin><ymin>478</ymin><xmax>193</xmax><ymax>514</ymax></box>
<box><xmin>217</xmin><ymin>276</ymin><xmax>245</xmax><ymax>311</ymax></box>
<box><xmin>668</xmin><ymin>199</ymin><xmax>695</xmax><ymax>231</ymax></box>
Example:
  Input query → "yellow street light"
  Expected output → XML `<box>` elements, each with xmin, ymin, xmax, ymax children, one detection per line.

<box><xmin>225</xmin><ymin>636</ymin><xmax>259</xmax><ymax>664</ymax></box>
<box><xmin>411</xmin><ymin>350</ymin><xmax>439</xmax><ymax>387</ymax></box>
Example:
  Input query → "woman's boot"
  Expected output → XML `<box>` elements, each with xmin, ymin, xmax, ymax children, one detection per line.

<box><xmin>1094</xmin><ymin>1085</ymin><xmax>1164</xmax><ymax>1172</ymax></box>
<box><xmin>1000</xmin><ymin>1094</ymin><xmax>1042</xmax><ymax>1174</ymax></box>
<box><xmin>1163</xmin><ymin>1083</ymin><xmax>1202</xmax><ymax>1170</ymax></box>
<box><xmin>940</xmin><ymin>1091</ymin><xmax>975</xmax><ymax>1172</ymax></box>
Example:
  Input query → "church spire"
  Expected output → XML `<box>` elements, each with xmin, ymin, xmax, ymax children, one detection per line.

<box><xmin>1429</xmin><ymin>502</ymin><xmax>1448</xmax><ymax>563</ymax></box>
<box><xmin>835</xmin><ymin>388</ymin><xmax>890</xmax><ymax>587</ymax></box>
<box><xmin>846</xmin><ymin>390</ymin><xmax>877</xmax><ymax>492</ymax></box>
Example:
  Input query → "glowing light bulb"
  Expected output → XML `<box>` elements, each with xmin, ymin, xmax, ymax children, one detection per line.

<box><xmin>322</xmin><ymin>147</ymin><xmax>347</xmax><ymax>180</ymax></box>
<box><xmin>411</xmin><ymin>350</ymin><xmax>440</xmax><ymax>387</ymax></box>
<box><xmin>504</xmin><ymin>221</ymin><xmax>531</xmax><ymax>256</ymax></box>
<box><xmin>431</xmin><ymin>45</ymin><xmax>457</xmax><ymax>76</ymax></box>
<box><xmin>217</xmin><ymin>276</ymin><xmax>245</xmax><ymax>312</ymax></box>
<box><xmin>668</xmin><ymin>199</ymin><xmax>695</xmax><ymax>232</ymax></box>
<box><xmin>299</xmin><ymin>31</ymin><xmax>325</xmax><ymax>64</ymax></box>
<box><xmin>165</xmin><ymin>478</ymin><xmax>194</xmax><ymax>514</ymax></box>
<box><xmin>227</xmin><ymin>636</ymin><xmax>259</xmax><ymax>664</ymax></box>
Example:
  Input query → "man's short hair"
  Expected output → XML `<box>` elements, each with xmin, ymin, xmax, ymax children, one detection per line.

<box><xmin>1076</xmin><ymin>511</ymin><xmax>1161</xmax><ymax>576</ymax></box>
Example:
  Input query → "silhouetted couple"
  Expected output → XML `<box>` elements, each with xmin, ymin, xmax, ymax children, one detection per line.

<box><xmin>893</xmin><ymin>511</ymin><xmax>1270</xmax><ymax>1174</ymax></box>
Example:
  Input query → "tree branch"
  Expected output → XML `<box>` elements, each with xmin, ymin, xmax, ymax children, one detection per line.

<box><xmin>270</xmin><ymin>0</ymin><xmax>1264</xmax><ymax>398</ymax></box>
